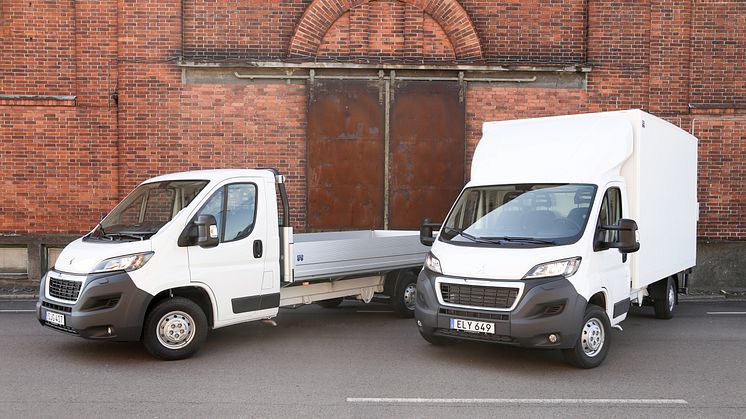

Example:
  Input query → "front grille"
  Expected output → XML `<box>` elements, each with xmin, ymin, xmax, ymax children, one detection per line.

<box><xmin>440</xmin><ymin>283</ymin><xmax>519</xmax><ymax>309</ymax></box>
<box><xmin>42</xmin><ymin>301</ymin><xmax>72</xmax><ymax>313</ymax></box>
<box><xmin>437</xmin><ymin>328</ymin><xmax>515</xmax><ymax>344</ymax></box>
<box><xmin>44</xmin><ymin>321</ymin><xmax>79</xmax><ymax>335</ymax></box>
<box><xmin>48</xmin><ymin>277</ymin><xmax>82</xmax><ymax>302</ymax></box>
<box><xmin>440</xmin><ymin>308</ymin><xmax>509</xmax><ymax>322</ymax></box>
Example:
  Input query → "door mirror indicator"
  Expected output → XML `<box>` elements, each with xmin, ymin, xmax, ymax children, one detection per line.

<box><xmin>595</xmin><ymin>218</ymin><xmax>639</xmax><ymax>254</ymax></box>
<box><xmin>420</xmin><ymin>218</ymin><xmax>442</xmax><ymax>246</ymax></box>
<box><xmin>195</xmin><ymin>214</ymin><xmax>219</xmax><ymax>248</ymax></box>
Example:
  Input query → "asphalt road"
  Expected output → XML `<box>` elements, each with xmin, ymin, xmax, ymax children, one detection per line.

<box><xmin>1</xmin><ymin>299</ymin><xmax>745</xmax><ymax>418</ymax></box>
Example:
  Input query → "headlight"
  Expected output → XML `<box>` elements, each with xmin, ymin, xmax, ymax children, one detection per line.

<box><xmin>92</xmin><ymin>252</ymin><xmax>154</xmax><ymax>273</ymax></box>
<box><xmin>524</xmin><ymin>257</ymin><xmax>581</xmax><ymax>279</ymax></box>
<box><xmin>424</xmin><ymin>253</ymin><xmax>442</xmax><ymax>274</ymax></box>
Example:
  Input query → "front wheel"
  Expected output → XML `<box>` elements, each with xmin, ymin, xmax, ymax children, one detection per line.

<box><xmin>562</xmin><ymin>305</ymin><xmax>611</xmax><ymax>369</ymax></box>
<box><xmin>143</xmin><ymin>297</ymin><xmax>208</xmax><ymax>361</ymax></box>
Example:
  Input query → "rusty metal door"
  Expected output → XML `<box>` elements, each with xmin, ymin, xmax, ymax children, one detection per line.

<box><xmin>388</xmin><ymin>81</ymin><xmax>465</xmax><ymax>229</ymax></box>
<box><xmin>307</xmin><ymin>80</ymin><xmax>385</xmax><ymax>230</ymax></box>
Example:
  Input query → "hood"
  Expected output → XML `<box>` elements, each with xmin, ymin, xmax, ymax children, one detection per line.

<box><xmin>54</xmin><ymin>238</ymin><xmax>153</xmax><ymax>275</ymax></box>
<box><xmin>431</xmin><ymin>240</ymin><xmax>583</xmax><ymax>280</ymax></box>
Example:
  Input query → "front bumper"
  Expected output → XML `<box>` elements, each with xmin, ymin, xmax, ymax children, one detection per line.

<box><xmin>415</xmin><ymin>269</ymin><xmax>587</xmax><ymax>349</ymax></box>
<box><xmin>36</xmin><ymin>270</ymin><xmax>153</xmax><ymax>341</ymax></box>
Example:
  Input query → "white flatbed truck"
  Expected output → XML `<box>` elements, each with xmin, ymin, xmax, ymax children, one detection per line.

<box><xmin>37</xmin><ymin>169</ymin><xmax>428</xmax><ymax>359</ymax></box>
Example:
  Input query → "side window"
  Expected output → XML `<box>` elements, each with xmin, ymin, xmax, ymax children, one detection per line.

<box><xmin>224</xmin><ymin>184</ymin><xmax>257</xmax><ymax>242</ymax></box>
<box><xmin>194</xmin><ymin>183</ymin><xmax>257</xmax><ymax>243</ymax></box>
<box><xmin>196</xmin><ymin>188</ymin><xmax>225</xmax><ymax>240</ymax></box>
<box><xmin>597</xmin><ymin>188</ymin><xmax>622</xmax><ymax>243</ymax></box>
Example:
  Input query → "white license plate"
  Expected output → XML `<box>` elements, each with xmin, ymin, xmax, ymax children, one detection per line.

<box><xmin>45</xmin><ymin>310</ymin><xmax>65</xmax><ymax>326</ymax></box>
<box><xmin>450</xmin><ymin>318</ymin><xmax>494</xmax><ymax>334</ymax></box>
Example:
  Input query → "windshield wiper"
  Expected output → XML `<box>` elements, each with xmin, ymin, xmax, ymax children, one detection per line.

<box><xmin>106</xmin><ymin>231</ymin><xmax>154</xmax><ymax>241</ymax></box>
<box><xmin>442</xmin><ymin>227</ymin><xmax>502</xmax><ymax>244</ymax></box>
<box><xmin>484</xmin><ymin>236</ymin><xmax>557</xmax><ymax>245</ymax></box>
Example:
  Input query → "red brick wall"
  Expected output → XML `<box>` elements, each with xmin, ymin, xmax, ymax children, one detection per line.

<box><xmin>0</xmin><ymin>0</ymin><xmax>76</xmax><ymax>96</ymax></box>
<box><xmin>694</xmin><ymin>117</ymin><xmax>746</xmax><ymax>240</ymax></box>
<box><xmin>1</xmin><ymin>0</ymin><xmax>744</xmax><ymax>240</ymax></box>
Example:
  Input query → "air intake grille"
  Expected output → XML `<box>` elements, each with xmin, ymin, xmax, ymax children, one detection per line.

<box><xmin>440</xmin><ymin>283</ymin><xmax>519</xmax><ymax>309</ymax></box>
<box><xmin>48</xmin><ymin>277</ymin><xmax>82</xmax><ymax>302</ymax></box>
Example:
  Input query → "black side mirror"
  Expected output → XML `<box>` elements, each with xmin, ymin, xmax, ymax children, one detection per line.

<box><xmin>420</xmin><ymin>218</ymin><xmax>442</xmax><ymax>246</ymax></box>
<box><xmin>595</xmin><ymin>218</ymin><xmax>639</xmax><ymax>253</ymax></box>
<box><xmin>195</xmin><ymin>214</ymin><xmax>219</xmax><ymax>248</ymax></box>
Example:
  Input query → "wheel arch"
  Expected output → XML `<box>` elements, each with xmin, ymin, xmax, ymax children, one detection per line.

<box><xmin>588</xmin><ymin>289</ymin><xmax>608</xmax><ymax>311</ymax></box>
<box><xmin>383</xmin><ymin>267</ymin><xmax>421</xmax><ymax>297</ymax></box>
<box><xmin>144</xmin><ymin>285</ymin><xmax>216</xmax><ymax>334</ymax></box>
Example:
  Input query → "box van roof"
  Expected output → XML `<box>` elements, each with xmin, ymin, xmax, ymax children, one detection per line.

<box><xmin>471</xmin><ymin>110</ymin><xmax>646</xmax><ymax>185</ymax></box>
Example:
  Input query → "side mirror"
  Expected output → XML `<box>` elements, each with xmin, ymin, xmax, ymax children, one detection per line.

<box><xmin>195</xmin><ymin>214</ymin><xmax>219</xmax><ymax>248</ymax></box>
<box><xmin>420</xmin><ymin>218</ymin><xmax>442</xmax><ymax>246</ymax></box>
<box><xmin>595</xmin><ymin>218</ymin><xmax>639</xmax><ymax>253</ymax></box>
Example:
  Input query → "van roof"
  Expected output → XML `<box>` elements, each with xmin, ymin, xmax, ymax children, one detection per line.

<box><xmin>470</xmin><ymin>110</ymin><xmax>647</xmax><ymax>185</ymax></box>
<box><xmin>142</xmin><ymin>169</ymin><xmax>275</xmax><ymax>184</ymax></box>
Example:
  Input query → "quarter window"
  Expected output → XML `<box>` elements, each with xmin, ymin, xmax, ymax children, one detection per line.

<box><xmin>597</xmin><ymin>188</ymin><xmax>622</xmax><ymax>243</ymax></box>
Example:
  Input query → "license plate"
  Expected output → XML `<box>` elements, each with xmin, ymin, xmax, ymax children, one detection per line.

<box><xmin>450</xmin><ymin>318</ymin><xmax>494</xmax><ymax>334</ymax></box>
<box><xmin>45</xmin><ymin>310</ymin><xmax>65</xmax><ymax>326</ymax></box>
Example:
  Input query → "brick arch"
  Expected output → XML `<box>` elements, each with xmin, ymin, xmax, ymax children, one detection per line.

<box><xmin>288</xmin><ymin>0</ymin><xmax>482</xmax><ymax>61</ymax></box>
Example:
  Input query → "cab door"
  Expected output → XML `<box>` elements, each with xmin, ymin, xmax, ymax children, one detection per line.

<box><xmin>593</xmin><ymin>184</ymin><xmax>632</xmax><ymax>323</ymax></box>
<box><xmin>186</xmin><ymin>178</ymin><xmax>278</xmax><ymax>327</ymax></box>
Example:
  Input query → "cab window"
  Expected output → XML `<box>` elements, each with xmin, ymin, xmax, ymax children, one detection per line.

<box><xmin>596</xmin><ymin>187</ymin><xmax>622</xmax><ymax>244</ymax></box>
<box><xmin>195</xmin><ymin>183</ymin><xmax>257</xmax><ymax>243</ymax></box>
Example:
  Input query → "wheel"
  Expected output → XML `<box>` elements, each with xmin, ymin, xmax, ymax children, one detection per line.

<box><xmin>143</xmin><ymin>297</ymin><xmax>208</xmax><ymax>361</ymax></box>
<box><xmin>317</xmin><ymin>297</ymin><xmax>344</xmax><ymax>309</ymax></box>
<box><xmin>419</xmin><ymin>327</ymin><xmax>448</xmax><ymax>346</ymax></box>
<box><xmin>653</xmin><ymin>276</ymin><xmax>676</xmax><ymax>319</ymax></box>
<box><xmin>562</xmin><ymin>305</ymin><xmax>611</xmax><ymax>369</ymax></box>
<box><xmin>391</xmin><ymin>271</ymin><xmax>417</xmax><ymax>318</ymax></box>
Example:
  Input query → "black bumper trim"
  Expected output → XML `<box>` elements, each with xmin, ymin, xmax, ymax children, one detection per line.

<box><xmin>37</xmin><ymin>270</ymin><xmax>153</xmax><ymax>341</ymax></box>
<box><xmin>416</xmin><ymin>269</ymin><xmax>587</xmax><ymax>349</ymax></box>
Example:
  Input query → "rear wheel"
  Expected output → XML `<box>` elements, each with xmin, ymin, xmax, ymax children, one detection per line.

<box><xmin>317</xmin><ymin>297</ymin><xmax>344</xmax><ymax>309</ymax></box>
<box><xmin>143</xmin><ymin>297</ymin><xmax>208</xmax><ymax>361</ymax></box>
<box><xmin>562</xmin><ymin>305</ymin><xmax>611</xmax><ymax>369</ymax></box>
<box><xmin>653</xmin><ymin>276</ymin><xmax>676</xmax><ymax>319</ymax></box>
<box><xmin>392</xmin><ymin>271</ymin><xmax>418</xmax><ymax>318</ymax></box>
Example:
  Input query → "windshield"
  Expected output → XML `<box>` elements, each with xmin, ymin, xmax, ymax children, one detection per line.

<box><xmin>441</xmin><ymin>183</ymin><xmax>596</xmax><ymax>247</ymax></box>
<box><xmin>88</xmin><ymin>180</ymin><xmax>209</xmax><ymax>241</ymax></box>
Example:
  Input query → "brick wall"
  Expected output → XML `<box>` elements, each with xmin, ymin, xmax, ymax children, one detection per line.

<box><xmin>1</xmin><ymin>0</ymin><xmax>744</xmax><ymax>242</ymax></box>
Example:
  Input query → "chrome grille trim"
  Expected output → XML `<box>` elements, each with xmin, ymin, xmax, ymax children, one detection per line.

<box><xmin>435</xmin><ymin>277</ymin><xmax>524</xmax><ymax>312</ymax></box>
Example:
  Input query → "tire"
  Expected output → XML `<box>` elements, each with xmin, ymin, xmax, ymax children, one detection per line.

<box><xmin>391</xmin><ymin>271</ymin><xmax>418</xmax><ymax>318</ymax></box>
<box><xmin>653</xmin><ymin>276</ymin><xmax>676</xmax><ymax>320</ymax></box>
<box><xmin>419</xmin><ymin>327</ymin><xmax>448</xmax><ymax>346</ymax></box>
<box><xmin>317</xmin><ymin>297</ymin><xmax>344</xmax><ymax>309</ymax></box>
<box><xmin>143</xmin><ymin>297</ymin><xmax>208</xmax><ymax>361</ymax></box>
<box><xmin>562</xmin><ymin>305</ymin><xmax>611</xmax><ymax>369</ymax></box>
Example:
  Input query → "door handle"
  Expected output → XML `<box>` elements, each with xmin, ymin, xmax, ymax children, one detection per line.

<box><xmin>253</xmin><ymin>240</ymin><xmax>263</xmax><ymax>258</ymax></box>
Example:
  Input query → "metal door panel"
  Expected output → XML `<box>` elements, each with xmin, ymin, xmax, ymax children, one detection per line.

<box><xmin>389</xmin><ymin>81</ymin><xmax>465</xmax><ymax>229</ymax></box>
<box><xmin>307</xmin><ymin>80</ymin><xmax>385</xmax><ymax>230</ymax></box>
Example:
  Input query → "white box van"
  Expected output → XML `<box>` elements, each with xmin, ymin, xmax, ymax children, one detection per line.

<box><xmin>37</xmin><ymin>169</ymin><xmax>428</xmax><ymax>359</ymax></box>
<box><xmin>416</xmin><ymin>110</ymin><xmax>698</xmax><ymax>368</ymax></box>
